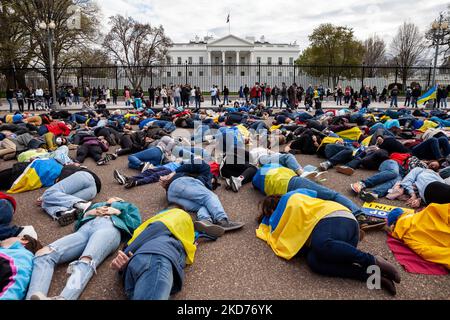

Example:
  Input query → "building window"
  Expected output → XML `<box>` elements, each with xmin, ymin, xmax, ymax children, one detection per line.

<box><xmin>177</xmin><ymin>71</ymin><xmax>182</xmax><ymax>77</ymax></box>
<box><xmin>199</xmin><ymin>57</ymin><xmax>204</xmax><ymax>64</ymax></box>
<box><xmin>167</xmin><ymin>72</ymin><xmax>171</xmax><ymax>77</ymax></box>
<box><xmin>267</xmin><ymin>57</ymin><xmax>272</xmax><ymax>65</ymax></box>
<box><xmin>215</xmin><ymin>57</ymin><xmax>220</xmax><ymax>64</ymax></box>
<box><xmin>268</xmin><ymin>71</ymin><xmax>272</xmax><ymax>76</ymax></box>
<box><xmin>166</xmin><ymin>57</ymin><xmax>171</xmax><ymax>64</ymax></box>
<box><xmin>188</xmin><ymin>57</ymin><xmax>193</xmax><ymax>64</ymax></box>
<box><xmin>177</xmin><ymin>57</ymin><xmax>182</xmax><ymax>65</ymax></box>
<box><xmin>188</xmin><ymin>71</ymin><xmax>192</xmax><ymax>76</ymax></box>
<box><xmin>278</xmin><ymin>71</ymin><xmax>282</xmax><ymax>77</ymax></box>
<box><xmin>257</xmin><ymin>57</ymin><xmax>261</xmax><ymax>64</ymax></box>
<box><xmin>278</xmin><ymin>57</ymin><xmax>283</xmax><ymax>65</ymax></box>
<box><xmin>241</xmin><ymin>71</ymin><xmax>245</xmax><ymax>76</ymax></box>
<box><xmin>199</xmin><ymin>71</ymin><xmax>204</xmax><ymax>76</ymax></box>
<box><xmin>289</xmin><ymin>57</ymin><xmax>294</xmax><ymax>65</ymax></box>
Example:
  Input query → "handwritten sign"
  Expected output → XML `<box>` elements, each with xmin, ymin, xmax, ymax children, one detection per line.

<box><xmin>361</xmin><ymin>202</ymin><xmax>414</xmax><ymax>219</ymax></box>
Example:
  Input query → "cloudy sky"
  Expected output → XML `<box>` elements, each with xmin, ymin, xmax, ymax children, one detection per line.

<box><xmin>99</xmin><ymin>0</ymin><xmax>448</xmax><ymax>52</ymax></box>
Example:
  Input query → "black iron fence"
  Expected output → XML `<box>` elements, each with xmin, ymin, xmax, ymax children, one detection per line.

<box><xmin>2</xmin><ymin>63</ymin><xmax>450</xmax><ymax>95</ymax></box>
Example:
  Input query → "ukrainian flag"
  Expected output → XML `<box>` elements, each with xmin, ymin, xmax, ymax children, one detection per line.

<box><xmin>7</xmin><ymin>159</ymin><xmax>63</xmax><ymax>194</ymax></box>
<box><xmin>418</xmin><ymin>85</ymin><xmax>437</xmax><ymax>105</ymax></box>
<box><xmin>256</xmin><ymin>189</ymin><xmax>351</xmax><ymax>260</ymax></box>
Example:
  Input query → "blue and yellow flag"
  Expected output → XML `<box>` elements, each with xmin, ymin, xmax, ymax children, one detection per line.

<box><xmin>127</xmin><ymin>208</ymin><xmax>197</xmax><ymax>264</ymax></box>
<box><xmin>256</xmin><ymin>189</ymin><xmax>351</xmax><ymax>260</ymax></box>
<box><xmin>7</xmin><ymin>159</ymin><xmax>63</xmax><ymax>194</ymax></box>
<box><xmin>418</xmin><ymin>85</ymin><xmax>437</xmax><ymax>105</ymax></box>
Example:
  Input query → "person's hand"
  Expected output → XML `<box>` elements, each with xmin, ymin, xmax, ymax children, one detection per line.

<box><xmin>406</xmin><ymin>197</ymin><xmax>421</xmax><ymax>208</ymax></box>
<box><xmin>110</xmin><ymin>250</ymin><xmax>133</xmax><ymax>271</ymax></box>
<box><xmin>107</xmin><ymin>197</ymin><xmax>124</xmax><ymax>204</ymax></box>
<box><xmin>36</xmin><ymin>197</ymin><xmax>43</xmax><ymax>206</ymax></box>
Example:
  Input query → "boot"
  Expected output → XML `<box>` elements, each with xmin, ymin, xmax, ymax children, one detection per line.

<box><xmin>375</xmin><ymin>256</ymin><xmax>401</xmax><ymax>284</ymax></box>
<box><xmin>380</xmin><ymin>276</ymin><xmax>397</xmax><ymax>296</ymax></box>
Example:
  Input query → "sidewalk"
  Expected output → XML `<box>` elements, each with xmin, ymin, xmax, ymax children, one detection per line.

<box><xmin>0</xmin><ymin>99</ymin><xmax>440</xmax><ymax>112</ymax></box>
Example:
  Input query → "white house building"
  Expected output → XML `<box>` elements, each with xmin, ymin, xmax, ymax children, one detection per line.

<box><xmin>162</xmin><ymin>34</ymin><xmax>300</xmax><ymax>91</ymax></box>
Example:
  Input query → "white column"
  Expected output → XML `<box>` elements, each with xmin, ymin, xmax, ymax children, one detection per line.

<box><xmin>222</xmin><ymin>51</ymin><xmax>226</xmax><ymax>64</ymax></box>
<box><xmin>208</xmin><ymin>51</ymin><xmax>212</xmax><ymax>76</ymax></box>
<box><xmin>236</xmin><ymin>51</ymin><xmax>240</xmax><ymax>76</ymax></box>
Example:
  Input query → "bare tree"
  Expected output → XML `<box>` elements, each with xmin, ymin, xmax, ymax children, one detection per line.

<box><xmin>390</xmin><ymin>22</ymin><xmax>426</xmax><ymax>89</ymax></box>
<box><xmin>103</xmin><ymin>15</ymin><xmax>172</xmax><ymax>89</ymax></box>
<box><xmin>363</xmin><ymin>35</ymin><xmax>386</xmax><ymax>77</ymax></box>
<box><xmin>12</xmin><ymin>0</ymin><xmax>100</xmax><ymax>88</ymax></box>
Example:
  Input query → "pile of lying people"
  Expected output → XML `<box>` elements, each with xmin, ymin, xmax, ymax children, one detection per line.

<box><xmin>1</xmin><ymin>98</ymin><xmax>449</xmax><ymax>300</ymax></box>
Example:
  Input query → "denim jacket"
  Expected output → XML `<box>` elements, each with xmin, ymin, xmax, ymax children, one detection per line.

<box><xmin>74</xmin><ymin>201</ymin><xmax>142</xmax><ymax>240</ymax></box>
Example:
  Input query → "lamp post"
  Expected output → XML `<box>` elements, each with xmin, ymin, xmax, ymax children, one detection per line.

<box><xmin>39</xmin><ymin>20</ymin><xmax>57</xmax><ymax>110</ymax></box>
<box><xmin>431</xmin><ymin>14</ymin><xmax>449</xmax><ymax>86</ymax></box>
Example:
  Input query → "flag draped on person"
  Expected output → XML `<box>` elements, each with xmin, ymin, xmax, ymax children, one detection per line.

<box><xmin>418</xmin><ymin>85</ymin><xmax>438</xmax><ymax>105</ymax></box>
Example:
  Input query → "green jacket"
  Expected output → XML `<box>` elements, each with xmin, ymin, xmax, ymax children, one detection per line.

<box><xmin>75</xmin><ymin>201</ymin><xmax>142</xmax><ymax>240</ymax></box>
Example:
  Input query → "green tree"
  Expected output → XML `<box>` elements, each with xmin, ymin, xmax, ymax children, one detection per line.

<box><xmin>296</xmin><ymin>24</ymin><xmax>365</xmax><ymax>87</ymax></box>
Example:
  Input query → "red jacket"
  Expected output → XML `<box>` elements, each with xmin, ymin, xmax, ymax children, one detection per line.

<box><xmin>0</xmin><ymin>192</ymin><xmax>16</xmax><ymax>212</ymax></box>
<box><xmin>46</xmin><ymin>122</ymin><xmax>71</xmax><ymax>136</ymax></box>
<box><xmin>250</xmin><ymin>87</ymin><xmax>258</xmax><ymax>98</ymax></box>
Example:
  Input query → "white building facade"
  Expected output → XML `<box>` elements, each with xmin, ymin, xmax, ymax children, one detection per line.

<box><xmin>164</xmin><ymin>34</ymin><xmax>301</xmax><ymax>91</ymax></box>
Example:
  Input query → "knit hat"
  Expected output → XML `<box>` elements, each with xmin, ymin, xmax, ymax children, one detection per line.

<box><xmin>387</xmin><ymin>208</ymin><xmax>404</xmax><ymax>226</ymax></box>
<box><xmin>12</xmin><ymin>114</ymin><xmax>23</xmax><ymax>123</ymax></box>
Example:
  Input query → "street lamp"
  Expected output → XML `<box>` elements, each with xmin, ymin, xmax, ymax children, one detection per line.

<box><xmin>39</xmin><ymin>20</ymin><xmax>57</xmax><ymax>110</ymax></box>
<box><xmin>431</xmin><ymin>14</ymin><xmax>449</xmax><ymax>86</ymax></box>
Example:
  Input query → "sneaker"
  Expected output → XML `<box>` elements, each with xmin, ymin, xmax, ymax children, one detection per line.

<box><xmin>97</xmin><ymin>154</ymin><xmax>113</xmax><ymax>166</ymax></box>
<box><xmin>230</xmin><ymin>176</ymin><xmax>243</xmax><ymax>193</ymax></box>
<box><xmin>301</xmin><ymin>171</ymin><xmax>317</xmax><ymax>180</ymax></box>
<box><xmin>110</xmin><ymin>153</ymin><xmax>118</xmax><ymax>160</ymax></box>
<box><xmin>141</xmin><ymin>162</ymin><xmax>155</xmax><ymax>173</ymax></box>
<box><xmin>336</xmin><ymin>165</ymin><xmax>355</xmax><ymax>176</ymax></box>
<box><xmin>319</xmin><ymin>161</ymin><xmax>332</xmax><ymax>171</ymax></box>
<box><xmin>216</xmin><ymin>219</ymin><xmax>245</xmax><ymax>232</ymax></box>
<box><xmin>30</xmin><ymin>292</ymin><xmax>65</xmax><ymax>300</ymax></box>
<box><xmin>350</xmin><ymin>181</ymin><xmax>365</xmax><ymax>194</ymax></box>
<box><xmin>73</xmin><ymin>201</ymin><xmax>92</xmax><ymax>213</ymax></box>
<box><xmin>114</xmin><ymin>169</ymin><xmax>127</xmax><ymax>185</ymax></box>
<box><xmin>194</xmin><ymin>220</ymin><xmax>225</xmax><ymax>238</ymax></box>
<box><xmin>124</xmin><ymin>180</ymin><xmax>138</xmax><ymax>189</ymax></box>
<box><xmin>357</xmin><ymin>214</ymin><xmax>386</xmax><ymax>231</ymax></box>
<box><xmin>224</xmin><ymin>178</ymin><xmax>232</xmax><ymax>190</ymax></box>
<box><xmin>313</xmin><ymin>171</ymin><xmax>328</xmax><ymax>183</ymax></box>
<box><xmin>359</xmin><ymin>190</ymin><xmax>378</xmax><ymax>203</ymax></box>
<box><xmin>57</xmin><ymin>208</ymin><xmax>80</xmax><ymax>227</ymax></box>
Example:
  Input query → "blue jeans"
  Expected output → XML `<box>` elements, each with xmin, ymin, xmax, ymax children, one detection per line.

<box><xmin>288</xmin><ymin>178</ymin><xmax>362</xmax><ymax>216</ymax></box>
<box><xmin>362</xmin><ymin>160</ymin><xmax>402</xmax><ymax>197</ymax></box>
<box><xmin>174</xmin><ymin>97</ymin><xmax>181</xmax><ymax>108</ymax></box>
<box><xmin>440</xmin><ymin>98</ymin><xmax>448</xmax><ymax>108</ymax></box>
<box><xmin>42</xmin><ymin>171</ymin><xmax>97</xmax><ymax>218</ymax></box>
<box><xmin>26</xmin><ymin>217</ymin><xmax>121</xmax><ymax>300</ymax></box>
<box><xmin>7</xmin><ymin>98</ymin><xmax>13</xmax><ymax>112</ymax></box>
<box><xmin>192</xmin><ymin>124</ymin><xmax>212</xmax><ymax>143</ymax></box>
<box><xmin>70</xmin><ymin>113</ymin><xmax>88</xmax><ymax>123</ymax></box>
<box><xmin>125</xmin><ymin>254</ymin><xmax>173</xmax><ymax>300</ymax></box>
<box><xmin>412</xmin><ymin>137</ymin><xmax>450</xmax><ymax>160</ymax></box>
<box><xmin>134</xmin><ymin>98</ymin><xmax>142</xmax><ymax>109</ymax></box>
<box><xmin>390</xmin><ymin>96</ymin><xmax>398</xmax><ymax>107</ymax></box>
<box><xmin>307</xmin><ymin>217</ymin><xmax>375</xmax><ymax>281</ymax></box>
<box><xmin>167</xmin><ymin>177</ymin><xmax>228</xmax><ymax>222</ymax></box>
<box><xmin>128</xmin><ymin>147</ymin><xmax>163</xmax><ymax>169</ymax></box>
<box><xmin>259</xmin><ymin>153</ymin><xmax>301</xmax><ymax>172</ymax></box>
<box><xmin>211</xmin><ymin>96</ymin><xmax>217</xmax><ymax>105</ymax></box>
<box><xmin>280</xmin><ymin>97</ymin><xmax>289</xmax><ymax>108</ymax></box>
<box><xmin>224</xmin><ymin>96</ymin><xmax>229</xmax><ymax>105</ymax></box>
<box><xmin>324</xmin><ymin>144</ymin><xmax>354</xmax><ymax>166</ymax></box>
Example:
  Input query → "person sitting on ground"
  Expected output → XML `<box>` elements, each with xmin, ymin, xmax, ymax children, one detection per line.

<box><xmin>27</xmin><ymin>197</ymin><xmax>142</xmax><ymax>300</ymax></box>
<box><xmin>160</xmin><ymin>161</ymin><xmax>245</xmax><ymax>238</ymax></box>
<box><xmin>110</xmin><ymin>206</ymin><xmax>197</xmax><ymax>300</ymax></box>
<box><xmin>0</xmin><ymin>235</ymin><xmax>42</xmax><ymax>300</ymax></box>
<box><xmin>257</xmin><ymin>189</ymin><xmax>401</xmax><ymax>295</ymax></box>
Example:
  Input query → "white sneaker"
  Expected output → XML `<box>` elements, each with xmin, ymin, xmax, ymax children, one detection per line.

<box><xmin>18</xmin><ymin>226</ymin><xmax>38</xmax><ymax>240</ymax></box>
<box><xmin>301</xmin><ymin>171</ymin><xmax>317</xmax><ymax>180</ymax></box>
<box><xmin>141</xmin><ymin>162</ymin><xmax>155</xmax><ymax>173</ymax></box>
<box><xmin>230</xmin><ymin>176</ymin><xmax>243</xmax><ymax>193</ymax></box>
<box><xmin>30</xmin><ymin>292</ymin><xmax>65</xmax><ymax>300</ymax></box>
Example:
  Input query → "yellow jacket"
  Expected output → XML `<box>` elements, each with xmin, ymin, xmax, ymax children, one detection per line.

<box><xmin>392</xmin><ymin>203</ymin><xmax>450</xmax><ymax>269</ymax></box>
<box><xmin>128</xmin><ymin>208</ymin><xmax>197</xmax><ymax>264</ymax></box>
